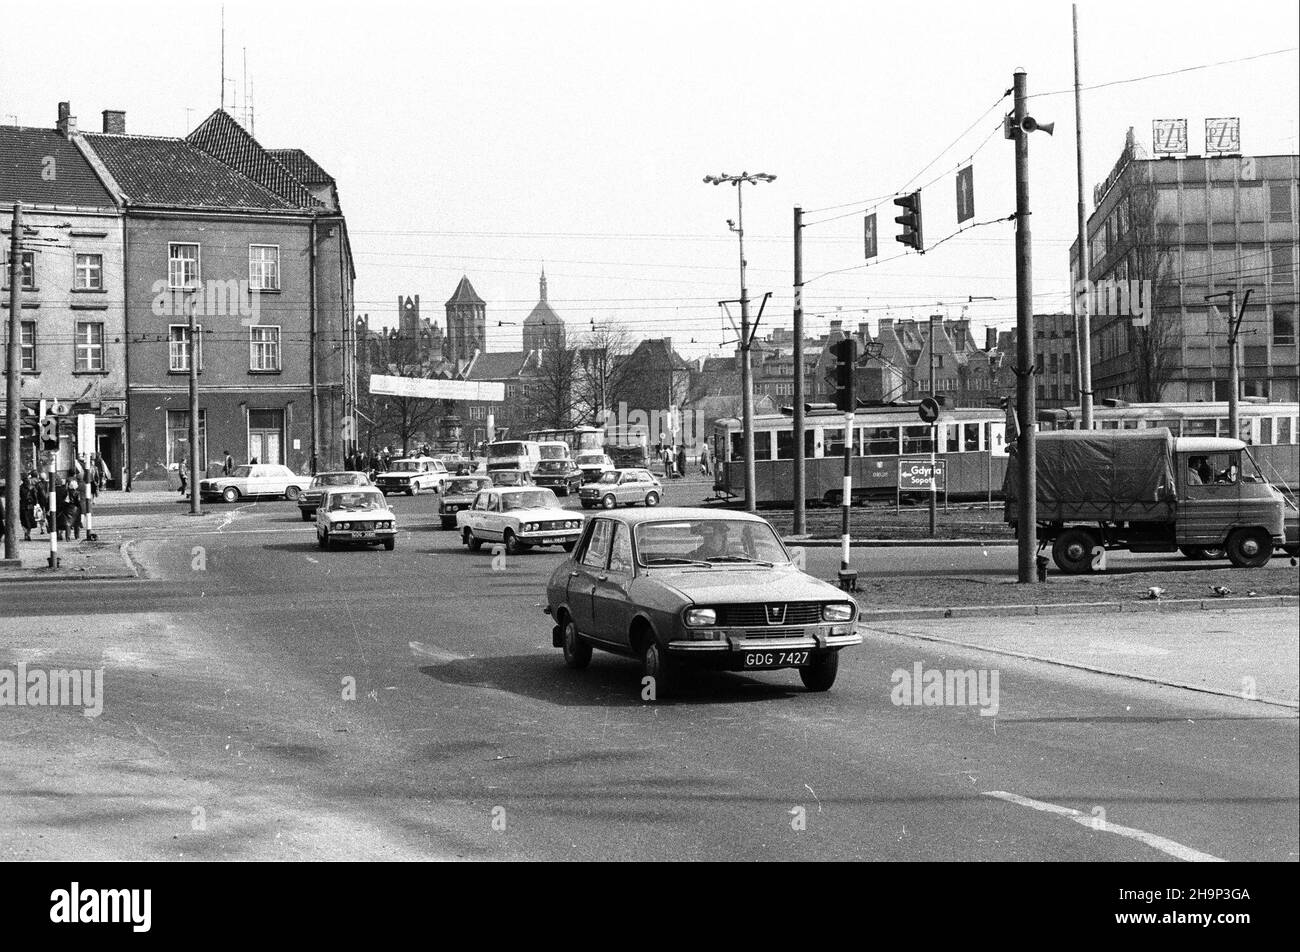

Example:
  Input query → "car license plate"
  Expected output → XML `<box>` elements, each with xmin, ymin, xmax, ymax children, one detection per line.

<box><xmin>740</xmin><ymin>650</ymin><xmax>810</xmax><ymax>669</ymax></box>
<box><xmin>543</xmin><ymin>537</ymin><xmax>563</xmax><ymax>545</ymax></box>
<box><xmin>355</xmin><ymin>531</ymin><xmax>376</xmax><ymax>538</ymax></box>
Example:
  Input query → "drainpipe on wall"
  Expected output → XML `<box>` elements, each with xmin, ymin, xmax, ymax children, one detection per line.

<box><xmin>309</xmin><ymin>215</ymin><xmax>319</xmax><ymax>475</ymax></box>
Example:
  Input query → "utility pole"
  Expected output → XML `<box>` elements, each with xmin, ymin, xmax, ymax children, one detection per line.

<box><xmin>188</xmin><ymin>291</ymin><xmax>202</xmax><ymax>515</ymax></box>
<box><xmin>1207</xmin><ymin>288</ymin><xmax>1251</xmax><ymax>439</ymax></box>
<box><xmin>1072</xmin><ymin>3</ymin><xmax>1094</xmax><ymax>428</ymax></box>
<box><xmin>929</xmin><ymin>314</ymin><xmax>939</xmax><ymax>539</ymax></box>
<box><xmin>4</xmin><ymin>203</ymin><xmax>22</xmax><ymax>560</ymax></box>
<box><xmin>792</xmin><ymin>206</ymin><xmax>806</xmax><ymax>534</ymax></box>
<box><xmin>704</xmin><ymin>171</ymin><xmax>775</xmax><ymax>514</ymax></box>
<box><xmin>1012</xmin><ymin>69</ymin><xmax>1038</xmax><ymax>584</ymax></box>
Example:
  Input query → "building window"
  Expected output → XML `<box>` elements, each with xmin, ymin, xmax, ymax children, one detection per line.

<box><xmin>20</xmin><ymin>321</ymin><xmax>35</xmax><ymax>371</ymax></box>
<box><xmin>74</xmin><ymin>322</ymin><xmax>104</xmax><ymax>371</ymax></box>
<box><xmin>1273</xmin><ymin>245</ymin><xmax>1295</xmax><ymax>286</ymax></box>
<box><xmin>1274</xmin><ymin>309</ymin><xmax>1296</xmax><ymax>346</ymax></box>
<box><xmin>168</xmin><ymin>243</ymin><xmax>200</xmax><ymax>289</ymax></box>
<box><xmin>249</xmin><ymin>325</ymin><xmax>281</xmax><ymax>371</ymax></box>
<box><xmin>1209</xmin><ymin>185</ymin><xmax>1236</xmax><ymax>223</ymax></box>
<box><xmin>1063</xmin><ymin>352</ymin><xmax>1073</xmax><ymax>375</ymax></box>
<box><xmin>5</xmin><ymin>250</ymin><xmax>35</xmax><ymax>289</ymax></box>
<box><xmin>166</xmin><ymin>409</ymin><xmax>207</xmax><ymax>467</ymax></box>
<box><xmin>469</xmin><ymin>405</ymin><xmax>485</xmax><ymax>421</ymax></box>
<box><xmin>74</xmin><ymin>253</ymin><xmax>103</xmax><ymax>290</ymax></box>
<box><xmin>1269</xmin><ymin>182</ymin><xmax>1294</xmax><ymax>223</ymax></box>
<box><xmin>169</xmin><ymin>324</ymin><xmax>203</xmax><ymax>372</ymax></box>
<box><xmin>248</xmin><ymin>245</ymin><xmax>280</xmax><ymax>291</ymax></box>
<box><xmin>1239</xmin><ymin>183</ymin><xmax>1265</xmax><ymax>222</ymax></box>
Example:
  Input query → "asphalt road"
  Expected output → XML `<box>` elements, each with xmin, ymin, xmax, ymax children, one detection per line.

<box><xmin>1</xmin><ymin>492</ymin><xmax>1296</xmax><ymax>861</ymax></box>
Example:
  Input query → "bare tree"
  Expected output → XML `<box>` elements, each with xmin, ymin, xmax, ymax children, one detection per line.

<box><xmin>361</xmin><ymin>331</ymin><xmax>444</xmax><ymax>455</ymax></box>
<box><xmin>1123</xmin><ymin>168</ymin><xmax>1180</xmax><ymax>402</ymax></box>
<box><xmin>525</xmin><ymin>346</ymin><xmax>580</xmax><ymax>432</ymax></box>
<box><xmin>573</xmin><ymin>320</ymin><xmax>634</xmax><ymax>425</ymax></box>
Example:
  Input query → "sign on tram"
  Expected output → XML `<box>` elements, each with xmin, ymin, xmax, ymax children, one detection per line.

<box><xmin>898</xmin><ymin>457</ymin><xmax>946</xmax><ymax>492</ymax></box>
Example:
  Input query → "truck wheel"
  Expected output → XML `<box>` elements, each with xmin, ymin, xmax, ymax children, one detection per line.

<box><xmin>1226</xmin><ymin>528</ymin><xmax>1271</xmax><ymax>568</ymax></box>
<box><xmin>1051</xmin><ymin>529</ymin><xmax>1096</xmax><ymax>574</ymax></box>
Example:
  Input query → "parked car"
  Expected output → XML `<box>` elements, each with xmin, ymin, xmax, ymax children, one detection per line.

<box><xmin>374</xmin><ymin>456</ymin><xmax>448</xmax><ymax>496</ymax></box>
<box><xmin>439</xmin><ymin>454</ymin><xmax>475</xmax><ymax>475</ymax></box>
<box><xmin>488</xmin><ymin>468</ymin><xmax>534</xmax><ymax>488</ymax></box>
<box><xmin>298</xmin><ymin>471</ymin><xmax>372</xmax><ymax>520</ymax></box>
<box><xmin>532</xmin><ymin>459</ymin><xmax>584</xmax><ymax>496</ymax></box>
<box><xmin>574</xmin><ymin>452</ymin><xmax>615</xmax><ymax>483</ymax></box>
<box><xmin>578</xmin><ymin>468</ymin><xmax>662</xmax><ymax>509</ymax></box>
<box><xmin>439</xmin><ymin>475</ymin><xmax>493</xmax><ymax>529</ymax></box>
<box><xmin>456</xmin><ymin>486</ymin><xmax>583</xmax><ymax>555</ymax></box>
<box><xmin>545</xmin><ymin>508</ymin><xmax>861</xmax><ymax>695</ymax></box>
<box><xmin>198</xmin><ymin>464</ymin><xmax>311</xmax><ymax>504</ymax></box>
<box><xmin>316</xmin><ymin>486</ymin><xmax>397</xmax><ymax>551</ymax></box>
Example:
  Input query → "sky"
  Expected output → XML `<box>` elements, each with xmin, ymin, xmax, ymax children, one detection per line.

<box><xmin>3</xmin><ymin>0</ymin><xmax>1297</xmax><ymax>359</ymax></box>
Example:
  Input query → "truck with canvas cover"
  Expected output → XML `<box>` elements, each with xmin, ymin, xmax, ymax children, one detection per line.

<box><xmin>1004</xmin><ymin>428</ymin><xmax>1287</xmax><ymax>572</ymax></box>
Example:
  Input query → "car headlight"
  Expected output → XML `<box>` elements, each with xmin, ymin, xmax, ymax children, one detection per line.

<box><xmin>337</xmin><ymin>522</ymin><xmax>350</xmax><ymax>530</ymax></box>
<box><xmin>823</xmin><ymin>602</ymin><xmax>855</xmax><ymax>622</ymax></box>
<box><xmin>684</xmin><ymin>608</ymin><xmax>717</xmax><ymax>627</ymax></box>
<box><xmin>568</xmin><ymin>520</ymin><xmax>579</xmax><ymax>529</ymax></box>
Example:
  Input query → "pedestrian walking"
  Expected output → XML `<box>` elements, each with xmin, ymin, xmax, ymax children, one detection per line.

<box><xmin>57</xmin><ymin>477</ymin><xmax>82</xmax><ymax>541</ymax></box>
<box><xmin>19</xmin><ymin>474</ymin><xmax>38</xmax><ymax>541</ymax></box>
<box><xmin>676</xmin><ymin>445</ymin><xmax>687</xmax><ymax>480</ymax></box>
<box><xmin>223</xmin><ymin>450</ymin><xmax>235</xmax><ymax>475</ymax></box>
<box><xmin>699</xmin><ymin>442</ymin><xmax>711</xmax><ymax>476</ymax></box>
<box><xmin>178</xmin><ymin>458</ymin><xmax>189</xmax><ymax>496</ymax></box>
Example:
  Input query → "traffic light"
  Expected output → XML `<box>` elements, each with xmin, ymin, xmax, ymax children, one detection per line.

<box><xmin>40</xmin><ymin>415</ymin><xmax>58</xmax><ymax>447</ymax></box>
<box><xmin>894</xmin><ymin>190</ymin><xmax>924</xmax><ymax>251</ymax></box>
<box><xmin>825</xmin><ymin>338</ymin><xmax>857</xmax><ymax>412</ymax></box>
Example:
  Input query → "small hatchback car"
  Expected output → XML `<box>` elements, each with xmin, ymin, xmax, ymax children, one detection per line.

<box><xmin>545</xmin><ymin>508</ymin><xmax>861</xmax><ymax>695</ymax></box>
<box><xmin>578</xmin><ymin>468</ymin><xmax>662</xmax><ymax>510</ymax></box>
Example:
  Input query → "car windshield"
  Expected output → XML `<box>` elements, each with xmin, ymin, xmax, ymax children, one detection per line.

<box><xmin>538</xmin><ymin>445</ymin><xmax>568</xmax><ymax>460</ymax></box>
<box><xmin>315</xmin><ymin>473</ymin><xmax>366</xmax><ymax>487</ymax></box>
<box><xmin>390</xmin><ymin>460</ymin><xmax>423</xmax><ymax>472</ymax></box>
<box><xmin>502</xmin><ymin>490</ymin><xmax>558</xmax><ymax>511</ymax></box>
<box><xmin>493</xmin><ymin>472</ymin><xmax>523</xmax><ymax>484</ymax></box>
<box><xmin>536</xmin><ymin>461</ymin><xmax>569</xmax><ymax>473</ymax></box>
<box><xmin>328</xmin><ymin>491</ymin><xmax>386</xmax><ymax>511</ymax></box>
<box><xmin>447</xmin><ymin>478</ymin><xmax>488</xmax><ymax>494</ymax></box>
<box><xmin>230</xmin><ymin>466</ymin><xmax>253</xmax><ymax>478</ymax></box>
<box><xmin>488</xmin><ymin>442</ymin><xmax>525</xmax><ymax>459</ymax></box>
<box><xmin>596</xmin><ymin>471</ymin><xmax>619</xmax><ymax>484</ymax></box>
<box><xmin>634</xmin><ymin>519</ymin><xmax>788</xmax><ymax>566</ymax></box>
<box><xmin>576</xmin><ymin>454</ymin><xmax>604</xmax><ymax>465</ymax></box>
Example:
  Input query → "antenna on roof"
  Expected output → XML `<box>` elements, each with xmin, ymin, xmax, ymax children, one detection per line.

<box><xmin>220</xmin><ymin>4</ymin><xmax>225</xmax><ymax>110</ymax></box>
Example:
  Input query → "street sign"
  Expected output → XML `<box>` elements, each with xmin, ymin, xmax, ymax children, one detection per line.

<box><xmin>955</xmin><ymin>165</ymin><xmax>975</xmax><ymax>223</ymax></box>
<box><xmin>918</xmin><ymin>397</ymin><xmax>940</xmax><ymax>423</ymax></box>
<box><xmin>863</xmin><ymin>213</ymin><xmax>878</xmax><ymax>259</ymax></box>
<box><xmin>898</xmin><ymin>458</ymin><xmax>946</xmax><ymax>491</ymax></box>
<box><xmin>369</xmin><ymin>374</ymin><xmax>505</xmax><ymax>402</ymax></box>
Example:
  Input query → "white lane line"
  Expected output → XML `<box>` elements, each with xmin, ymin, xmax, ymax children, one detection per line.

<box><xmin>408</xmin><ymin>641</ymin><xmax>469</xmax><ymax>663</ymax></box>
<box><xmin>305</xmin><ymin>556</ymin><xmax>319</xmax><ymax>564</ymax></box>
<box><xmin>983</xmin><ymin>790</ymin><xmax>1226</xmax><ymax>863</ymax></box>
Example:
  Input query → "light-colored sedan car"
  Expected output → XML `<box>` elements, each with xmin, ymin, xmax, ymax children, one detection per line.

<box><xmin>578</xmin><ymin>468</ymin><xmax>663</xmax><ymax>510</ymax></box>
<box><xmin>374</xmin><ymin>456</ymin><xmax>448</xmax><ymax>495</ymax></box>
<box><xmin>456</xmin><ymin>486</ymin><xmax>583</xmax><ymax>555</ymax></box>
<box><xmin>298</xmin><ymin>471</ymin><xmax>372</xmax><ymax>520</ymax></box>
<box><xmin>545</xmin><ymin>508</ymin><xmax>862</xmax><ymax>694</ymax></box>
<box><xmin>316</xmin><ymin>486</ymin><xmax>397</xmax><ymax>551</ymax></box>
<box><xmin>199</xmin><ymin>464</ymin><xmax>311</xmax><ymax>504</ymax></box>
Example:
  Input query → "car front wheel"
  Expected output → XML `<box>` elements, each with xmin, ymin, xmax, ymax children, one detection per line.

<box><xmin>383</xmin><ymin>538</ymin><xmax>395</xmax><ymax>551</ymax></box>
<box><xmin>644</xmin><ymin>491</ymin><xmax>660</xmax><ymax>507</ymax></box>
<box><xmin>285</xmin><ymin>485</ymin><xmax>301</xmax><ymax>501</ymax></box>
<box><xmin>504</xmin><ymin>530</ymin><xmax>522</xmax><ymax>556</ymax></box>
<box><xmin>222</xmin><ymin>486</ymin><xmax>241</xmax><ymax>504</ymax></box>
<box><xmin>300</xmin><ymin>509</ymin><xmax>313</xmax><ymax>521</ymax></box>
<box><xmin>562</xmin><ymin>619</ymin><xmax>592</xmax><ymax>670</ymax></box>
<box><xmin>318</xmin><ymin>528</ymin><xmax>329</xmax><ymax>550</ymax></box>
<box><xmin>641</xmin><ymin>640</ymin><xmax>676</xmax><ymax>698</ymax></box>
<box><xmin>464</xmin><ymin>528</ymin><xmax>482</xmax><ymax>552</ymax></box>
<box><xmin>601</xmin><ymin>494</ymin><xmax>617</xmax><ymax>510</ymax></box>
<box><xmin>799</xmin><ymin>651</ymin><xmax>839</xmax><ymax>692</ymax></box>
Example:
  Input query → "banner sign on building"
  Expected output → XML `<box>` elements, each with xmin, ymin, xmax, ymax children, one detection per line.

<box><xmin>955</xmin><ymin>165</ymin><xmax>975</xmax><ymax>223</ymax></box>
<box><xmin>368</xmin><ymin>374</ymin><xmax>505</xmax><ymax>402</ymax></box>
<box><xmin>1152</xmin><ymin>119</ymin><xmax>1188</xmax><ymax>155</ymax></box>
<box><xmin>1204</xmin><ymin>117</ymin><xmax>1240</xmax><ymax>155</ymax></box>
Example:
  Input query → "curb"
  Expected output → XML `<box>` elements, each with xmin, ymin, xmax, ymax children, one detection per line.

<box><xmin>855</xmin><ymin>594</ymin><xmax>1299</xmax><ymax>621</ymax></box>
<box><xmin>785</xmin><ymin>537</ymin><xmax>1013</xmax><ymax>548</ymax></box>
<box><xmin>861</xmin><ymin>621</ymin><xmax>1300</xmax><ymax>710</ymax></box>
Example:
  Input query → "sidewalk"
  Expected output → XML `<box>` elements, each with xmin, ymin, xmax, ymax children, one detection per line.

<box><xmin>861</xmin><ymin>606</ymin><xmax>1300</xmax><ymax>708</ymax></box>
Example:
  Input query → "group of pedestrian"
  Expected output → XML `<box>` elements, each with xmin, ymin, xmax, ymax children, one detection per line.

<box><xmin>8</xmin><ymin>453</ymin><xmax>109</xmax><ymax>543</ymax></box>
<box><xmin>656</xmin><ymin>443</ymin><xmax>711</xmax><ymax>479</ymax></box>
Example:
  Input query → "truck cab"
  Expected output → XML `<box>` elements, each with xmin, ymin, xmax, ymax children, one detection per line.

<box><xmin>1175</xmin><ymin>438</ymin><xmax>1288</xmax><ymax>566</ymax></box>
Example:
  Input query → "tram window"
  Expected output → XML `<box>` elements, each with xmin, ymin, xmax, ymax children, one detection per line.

<box><xmin>1278</xmin><ymin>417</ymin><xmax>1293</xmax><ymax>444</ymax></box>
<box><xmin>824</xmin><ymin>428</ymin><xmax>846</xmax><ymax>457</ymax></box>
<box><xmin>864</xmin><ymin>426</ymin><xmax>899</xmax><ymax>456</ymax></box>
<box><xmin>1182</xmin><ymin>418</ymin><xmax>1216</xmax><ymax>438</ymax></box>
<box><xmin>1260</xmin><ymin>418</ymin><xmax>1273</xmax><ymax>445</ymax></box>
<box><xmin>1101</xmin><ymin>420</ymin><xmax>1120</xmax><ymax>429</ymax></box>
<box><xmin>777</xmin><ymin>429</ymin><xmax>794</xmax><ymax>460</ymax></box>
<box><xmin>754</xmin><ymin>431</ymin><xmax>773</xmax><ymax>460</ymax></box>
<box><xmin>1147</xmin><ymin>418</ymin><xmax>1178</xmax><ymax>435</ymax></box>
<box><xmin>945</xmin><ymin>424</ymin><xmax>960</xmax><ymax>453</ymax></box>
<box><xmin>805</xmin><ymin>430</ymin><xmax>817</xmax><ymax>458</ymax></box>
<box><xmin>964</xmin><ymin>423</ymin><xmax>982</xmax><ymax>451</ymax></box>
<box><xmin>902</xmin><ymin>425</ymin><xmax>933</xmax><ymax>454</ymax></box>
<box><xmin>729</xmin><ymin>432</ymin><xmax>743</xmax><ymax>461</ymax></box>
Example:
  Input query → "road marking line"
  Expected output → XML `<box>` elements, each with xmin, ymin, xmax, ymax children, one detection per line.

<box><xmin>983</xmin><ymin>790</ymin><xmax>1226</xmax><ymax>862</ymax></box>
<box><xmin>305</xmin><ymin>556</ymin><xmax>319</xmax><ymax>564</ymax></box>
<box><xmin>408</xmin><ymin>641</ymin><xmax>468</xmax><ymax>663</ymax></box>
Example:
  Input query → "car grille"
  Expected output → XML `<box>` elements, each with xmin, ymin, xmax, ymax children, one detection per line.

<box><xmin>742</xmin><ymin>628</ymin><xmax>807</xmax><ymax>640</ymax></box>
<box><xmin>718</xmin><ymin>603</ymin><xmax>823</xmax><ymax>626</ymax></box>
<box><xmin>536</xmin><ymin>520</ymin><xmax>573</xmax><ymax>531</ymax></box>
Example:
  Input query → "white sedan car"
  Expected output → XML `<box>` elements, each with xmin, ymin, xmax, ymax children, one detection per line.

<box><xmin>456</xmin><ymin>486</ymin><xmax>583</xmax><ymax>555</ymax></box>
<box><xmin>373</xmin><ymin>456</ymin><xmax>448</xmax><ymax>495</ymax></box>
<box><xmin>199</xmin><ymin>464</ymin><xmax>311</xmax><ymax>504</ymax></box>
<box><xmin>316</xmin><ymin>486</ymin><xmax>397</xmax><ymax>551</ymax></box>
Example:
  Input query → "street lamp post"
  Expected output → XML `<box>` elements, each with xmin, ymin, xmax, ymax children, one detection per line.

<box><xmin>704</xmin><ymin>171</ymin><xmax>775</xmax><ymax>513</ymax></box>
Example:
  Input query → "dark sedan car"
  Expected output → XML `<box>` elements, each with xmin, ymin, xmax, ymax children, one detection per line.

<box><xmin>544</xmin><ymin>507</ymin><xmax>861</xmax><ymax>695</ymax></box>
<box><xmin>298</xmin><ymin>471</ymin><xmax>372</xmax><ymax>520</ymax></box>
<box><xmin>531</xmin><ymin>459</ymin><xmax>583</xmax><ymax>496</ymax></box>
<box><xmin>438</xmin><ymin>475</ymin><xmax>493</xmax><ymax>529</ymax></box>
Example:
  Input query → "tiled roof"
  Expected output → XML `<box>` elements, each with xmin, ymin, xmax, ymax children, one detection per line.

<box><xmin>465</xmin><ymin>351</ymin><xmax>528</xmax><ymax>380</ymax></box>
<box><xmin>82</xmin><ymin>133</ymin><xmax>302</xmax><ymax>210</ymax></box>
<box><xmin>0</xmin><ymin>126</ymin><xmax>115</xmax><ymax>207</ymax></box>
<box><xmin>523</xmin><ymin>300</ymin><xmax>561</xmax><ymax>326</ymax></box>
<box><xmin>186</xmin><ymin>110</ymin><xmax>320</xmax><ymax>207</ymax></box>
<box><xmin>446</xmin><ymin>275</ymin><xmax>484</xmax><ymax>307</ymax></box>
<box><xmin>267</xmin><ymin>148</ymin><xmax>334</xmax><ymax>185</ymax></box>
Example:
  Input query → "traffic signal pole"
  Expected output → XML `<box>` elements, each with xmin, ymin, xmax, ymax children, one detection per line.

<box><xmin>4</xmin><ymin>203</ymin><xmax>21</xmax><ymax>560</ymax></box>
<box><xmin>841</xmin><ymin>407</ymin><xmax>853</xmax><ymax>578</ymax></box>
<box><xmin>792</xmin><ymin>207</ymin><xmax>806</xmax><ymax>535</ymax></box>
<box><xmin>929</xmin><ymin>314</ymin><xmax>939</xmax><ymax>538</ymax></box>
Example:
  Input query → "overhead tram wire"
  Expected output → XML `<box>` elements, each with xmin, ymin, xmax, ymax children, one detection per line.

<box><xmin>1028</xmin><ymin>45</ymin><xmax>1299</xmax><ymax>99</ymax></box>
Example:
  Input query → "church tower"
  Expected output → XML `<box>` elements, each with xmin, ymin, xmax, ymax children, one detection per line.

<box><xmin>522</xmin><ymin>268</ymin><xmax>566</xmax><ymax>354</ymax></box>
<box><xmin>444</xmin><ymin>275</ymin><xmax>486</xmax><ymax>363</ymax></box>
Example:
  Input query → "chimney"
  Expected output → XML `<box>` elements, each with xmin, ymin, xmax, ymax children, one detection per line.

<box><xmin>101</xmin><ymin>110</ymin><xmax>125</xmax><ymax>135</ymax></box>
<box><xmin>985</xmin><ymin>327</ymin><xmax>998</xmax><ymax>351</ymax></box>
<box><xmin>830</xmin><ymin>319</ymin><xmax>843</xmax><ymax>334</ymax></box>
<box><xmin>879</xmin><ymin>317</ymin><xmax>893</xmax><ymax>334</ymax></box>
<box><xmin>56</xmin><ymin>101</ymin><xmax>76</xmax><ymax>137</ymax></box>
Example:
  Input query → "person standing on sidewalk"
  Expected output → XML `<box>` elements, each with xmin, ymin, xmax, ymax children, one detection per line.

<box><xmin>223</xmin><ymin>450</ymin><xmax>235</xmax><ymax>476</ymax></box>
<box><xmin>699</xmin><ymin>442</ymin><xmax>711</xmax><ymax>477</ymax></box>
<box><xmin>179</xmin><ymin>458</ymin><xmax>189</xmax><ymax>497</ymax></box>
<box><xmin>19</xmin><ymin>474</ymin><xmax>37</xmax><ymax>541</ymax></box>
